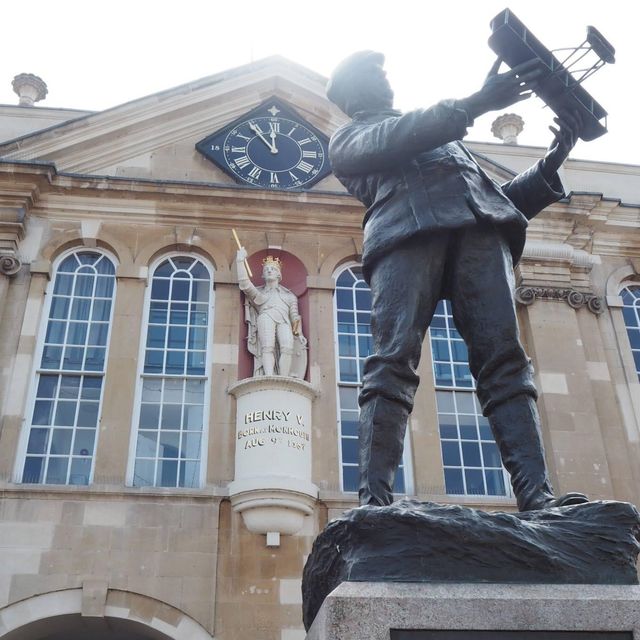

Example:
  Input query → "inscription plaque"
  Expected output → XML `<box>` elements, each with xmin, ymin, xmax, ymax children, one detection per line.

<box><xmin>392</xmin><ymin>633</ymin><xmax>631</xmax><ymax>639</ymax></box>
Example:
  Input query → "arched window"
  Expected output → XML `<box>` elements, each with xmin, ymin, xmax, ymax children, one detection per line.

<box><xmin>621</xmin><ymin>285</ymin><xmax>640</xmax><ymax>380</ymax></box>
<box><xmin>129</xmin><ymin>255</ymin><xmax>213</xmax><ymax>488</ymax></box>
<box><xmin>334</xmin><ymin>265</ymin><xmax>411</xmax><ymax>494</ymax></box>
<box><xmin>429</xmin><ymin>300</ymin><xmax>510</xmax><ymax>496</ymax></box>
<box><xmin>19</xmin><ymin>250</ymin><xmax>116</xmax><ymax>485</ymax></box>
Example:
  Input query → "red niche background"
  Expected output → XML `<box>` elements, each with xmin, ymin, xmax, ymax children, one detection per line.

<box><xmin>237</xmin><ymin>249</ymin><xmax>309</xmax><ymax>381</ymax></box>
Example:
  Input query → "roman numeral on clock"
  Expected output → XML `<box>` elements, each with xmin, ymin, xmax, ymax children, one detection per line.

<box><xmin>248</xmin><ymin>166</ymin><xmax>262</xmax><ymax>179</ymax></box>
<box><xmin>298</xmin><ymin>138</ymin><xmax>312</xmax><ymax>146</ymax></box>
<box><xmin>302</xmin><ymin>150</ymin><xmax>317</xmax><ymax>159</ymax></box>
<box><xmin>235</xmin><ymin>156</ymin><xmax>251</xmax><ymax>169</ymax></box>
<box><xmin>270</xmin><ymin>172</ymin><xmax>279</xmax><ymax>184</ymax></box>
<box><xmin>231</xmin><ymin>146</ymin><xmax>246</xmax><ymax>153</ymax></box>
<box><xmin>296</xmin><ymin>160</ymin><xmax>314</xmax><ymax>173</ymax></box>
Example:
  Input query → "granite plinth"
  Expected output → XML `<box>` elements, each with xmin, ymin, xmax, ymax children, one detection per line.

<box><xmin>302</xmin><ymin>500</ymin><xmax>640</xmax><ymax>631</ymax></box>
<box><xmin>306</xmin><ymin>582</ymin><xmax>640</xmax><ymax>640</ymax></box>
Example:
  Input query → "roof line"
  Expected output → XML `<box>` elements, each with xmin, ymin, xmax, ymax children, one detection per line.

<box><xmin>0</xmin><ymin>56</ymin><xmax>328</xmax><ymax>151</ymax></box>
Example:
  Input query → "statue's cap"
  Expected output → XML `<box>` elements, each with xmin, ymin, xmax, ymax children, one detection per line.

<box><xmin>326</xmin><ymin>50</ymin><xmax>385</xmax><ymax>113</ymax></box>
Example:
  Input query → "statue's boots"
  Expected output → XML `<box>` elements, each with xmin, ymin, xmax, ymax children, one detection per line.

<box><xmin>358</xmin><ymin>396</ymin><xmax>409</xmax><ymax>507</ymax></box>
<box><xmin>487</xmin><ymin>393</ymin><xmax>588</xmax><ymax>511</ymax></box>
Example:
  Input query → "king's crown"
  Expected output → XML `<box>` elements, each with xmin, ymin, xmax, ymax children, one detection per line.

<box><xmin>262</xmin><ymin>255</ymin><xmax>283</xmax><ymax>271</ymax></box>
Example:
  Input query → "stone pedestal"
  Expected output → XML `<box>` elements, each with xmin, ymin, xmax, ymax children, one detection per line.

<box><xmin>228</xmin><ymin>376</ymin><xmax>318</xmax><ymax>543</ymax></box>
<box><xmin>306</xmin><ymin>582</ymin><xmax>640</xmax><ymax>640</ymax></box>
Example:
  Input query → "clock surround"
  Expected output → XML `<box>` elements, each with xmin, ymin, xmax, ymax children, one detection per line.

<box><xmin>196</xmin><ymin>98</ymin><xmax>331</xmax><ymax>191</ymax></box>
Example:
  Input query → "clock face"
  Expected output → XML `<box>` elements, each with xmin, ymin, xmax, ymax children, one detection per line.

<box><xmin>196</xmin><ymin>99</ymin><xmax>331</xmax><ymax>190</ymax></box>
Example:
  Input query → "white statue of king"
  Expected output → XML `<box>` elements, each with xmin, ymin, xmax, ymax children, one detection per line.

<box><xmin>236</xmin><ymin>247</ymin><xmax>308</xmax><ymax>378</ymax></box>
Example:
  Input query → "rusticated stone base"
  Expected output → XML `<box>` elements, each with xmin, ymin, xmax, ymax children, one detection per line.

<box><xmin>302</xmin><ymin>500</ymin><xmax>640</xmax><ymax>631</ymax></box>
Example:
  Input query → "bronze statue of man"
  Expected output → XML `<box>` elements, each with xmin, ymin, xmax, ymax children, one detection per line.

<box><xmin>326</xmin><ymin>51</ymin><xmax>589</xmax><ymax>511</ymax></box>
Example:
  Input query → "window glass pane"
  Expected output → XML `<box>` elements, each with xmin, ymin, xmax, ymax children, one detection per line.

<box><xmin>81</xmin><ymin>377</ymin><xmax>102</xmax><ymax>400</ymax></box>
<box><xmin>41</xmin><ymin>346</ymin><xmax>62</xmax><ymax>369</ymax></box>
<box><xmin>341</xmin><ymin>416</ymin><xmax>358</xmax><ymax>437</ymax></box>
<box><xmin>140</xmin><ymin>404</ymin><xmax>161</xmax><ymax>429</ymax></box>
<box><xmin>156</xmin><ymin>459</ymin><xmax>178</xmax><ymax>487</ymax></box>
<box><xmin>444</xmin><ymin>468</ymin><xmax>464</xmax><ymax>494</ymax></box>
<box><xmin>179</xmin><ymin>460</ymin><xmax>200</xmax><ymax>488</ymax></box>
<box><xmin>70</xmin><ymin>299</ymin><xmax>91</xmax><ymax>321</ymax></box>
<box><xmin>63</xmin><ymin>347</ymin><xmax>84</xmax><ymax>370</ymax></box>
<box><xmin>181</xmin><ymin>432</ymin><xmax>202</xmax><ymax>459</ymax></box>
<box><xmin>461</xmin><ymin>441</ymin><xmax>482</xmax><ymax>467</ymax></box>
<box><xmin>151</xmin><ymin>279</ymin><xmax>170</xmax><ymax>300</ymax></box>
<box><xmin>441</xmin><ymin>441</ymin><xmax>461</xmax><ymax>466</ymax></box>
<box><xmin>37</xmin><ymin>375</ymin><xmax>59</xmax><ymax>398</ymax></box>
<box><xmin>141</xmin><ymin>378</ymin><xmax>162</xmax><ymax>402</ymax></box>
<box><xmin>46</xmin><ymin>457</ymin><xmax>69</xmax><ymax>484</ymax></box>
<box><xmin>54</xmin><ymin>401</ymin><xmax>76</xmax><ymax>426</ymax></box>
<box><xmin>69</xmin><ymin>458</ymin><xmax>91</xmax><ymax>485</ymax></box>
<box><xmin>73</xmin><ymin>429</ymin><xmax>96</xmax><ymax>456</ymax></box>
<box><xmin>480</xmin><ymin>441</ymin><xmax>501</xmax><ymax>469</ymax></box>
<box><xmin>59</xmin><ymin>376</ymin><xmax>81</xmax><ymax>399</ymax></box>
<box><xmin>54</xmin><ymin>274</ymin><xmax>74</xmax><ymax>295</ymax></box>
<box><xmin>336</xmin><ymin>289</ymin><xmax>353</xmax><ymax>310</ymax></box>
<box><xmin>338</xmin><ymin>334</ymin><xmax>356</xmax><ymax>357</ymax></box>
<box><xmin>341</xmin><ymin>438</ymin><xmax>358</xmax><ymax>464</ymax></box>
<box><xmin>133</xmin><ymin>459</ymin><xmax>155</xmax><ymax>487</ymax></box>
<box><xmin>32</xmin><ymin>401</ymin><xmax>54</xmax><ymax>425</ymax></box>
<box><xmin>485</xmin><ymin>469</ymin><xmax>506</xmax><ymax>496</ymax></box>
<box><xmin>94</xmin><ymin>276</ymin><xmax>114</xmax><ymax>298</ymax></box>
<box><xmin>45</xmin><ymin>321</ymin><xmax>66</xmax><ymax>344</ymax></box>
<box><xmin>49</xmin><ymin>297</ymin><xmax>70</xmax><ymax>320</ymax></box>
<box><xmin>51</xmin><ymin>429</ymin><xmax>73</xmax><ymax>455</ymax></box>
<box><xmin>149</xmin><ymin>302</ymin><xmax>168</xmax><ymax>323</ymax></box>
<box><xmin>342</xmin><ymin>465</ymin><xmax>359</xmax><ymax>492</ymax></box>
<box><xmin>74</xmin><ymin>274</ymin><xmax>95</xmax><ymax>297</ymax></box>
<box><xmin>88</xmin><ymin>323</ymin><xmax>109</xmax><ymax>346</ymax></box>
<box><xmin>92</xmin><ymin>299</ymin><xmax>111</xmax><ymax>322</ymax></box>
<box><xmin>27</xmin><ymin>428</ymin><xmax>49</xmax><ymax>454</ymax></box>
<box><xmin>464</xmin><ymin>469</ymin><xmax>485</xmax><ymax>495</ymax></box>
<box><xmin>23</xmin><ymin>457</ymin><xmax>44</xmax><ymax>483</ymax></box>
<box><xmin>77</xmin><ymin>402</ymin><xmax>99</xmax><ymax>428</ymax></box>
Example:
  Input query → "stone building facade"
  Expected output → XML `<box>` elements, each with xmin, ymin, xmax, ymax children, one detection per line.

<box><xmin>0</xmin><ymin>58</ymin><xmax>638</xmax><ymax>640</ymax></box>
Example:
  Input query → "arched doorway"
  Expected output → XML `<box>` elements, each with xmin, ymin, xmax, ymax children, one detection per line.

<box><xmin>0</xmin><ymin>589</ymin><xmax>214</xmax><ymax>640</ymax></box>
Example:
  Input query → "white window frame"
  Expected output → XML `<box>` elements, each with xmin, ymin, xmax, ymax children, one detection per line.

<box><xmin>332</xmin><ymin>262</ymin><xmax>414</xmax><ymax>496</ymax></box>
<box><xmin>125</xmin><ymin>252</ymin><xmax>215</xmax><ymax>489</ymax></box>
<box><xmin>13</xmin><ymin>247</ymin><xmax>118</xmax><ymax>485</ymax></box>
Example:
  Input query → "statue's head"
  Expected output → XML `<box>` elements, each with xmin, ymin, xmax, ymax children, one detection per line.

<box><xmin>326</xmin><ymin>50</ymin><xmax>393</xmax><ymax>117</ymax></box>
<box><xmin>262</xmin><ymin>255</ymin><xmax>282</xmax><ymax>283</ymax></box>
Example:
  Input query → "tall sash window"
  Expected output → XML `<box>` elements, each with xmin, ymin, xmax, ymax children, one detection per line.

<box><xmin>429</xmin><ymin>300</ymin><xmax>510</xmax><ymax>496</ymax></box>
<box><xmin>130</xmin><ymin>256</ymin><xmax>213</xmax><ymax>488</ymax></box>
<box><xmin>21</xmin><ymin>251</ymin><xmax>116</xmax><ymax>485</ymax></box>
<box><xmin>334</xmin><ymin>265</ymin><xmax>410</xmax><ymax>493</ymax></box>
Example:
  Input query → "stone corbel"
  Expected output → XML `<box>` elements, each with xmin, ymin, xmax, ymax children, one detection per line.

<box><xmin>515</xmin><ymin>286</ymin><xmax>604</xmax><ymax>315</ymax></box>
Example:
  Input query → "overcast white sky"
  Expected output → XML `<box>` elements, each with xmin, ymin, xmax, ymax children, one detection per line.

<box><xmin>1</xmin><ymin>0</ymin><xmax>638</xmax><ymax>164</ymax></box>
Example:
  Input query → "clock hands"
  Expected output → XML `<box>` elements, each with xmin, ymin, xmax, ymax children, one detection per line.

<box><xmin>268</xmin><ymin>124</ymin><xmax>279</xmax><ymax>154</ymax></box>
<box><xmin>248</xmin><ymin>122</ymin><xmax>278</xmax><ymax>154</ymax></box>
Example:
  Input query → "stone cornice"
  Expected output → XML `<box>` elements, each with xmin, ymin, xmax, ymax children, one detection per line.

<box><xmin>515</xmin><ymin>286</ymin><xmax>604</xmax><ymax>314</ymax></box>
<box><xmin>0</xmin><ymin>160</ymin><xmax>363</xmax><ymax>235</ymax></box>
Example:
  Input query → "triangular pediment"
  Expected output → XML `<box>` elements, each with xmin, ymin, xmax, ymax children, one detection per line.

<box><xmin>0</xmin><ymin>57</ymin><xmax>348</xmax><ymax>189</ymax></box>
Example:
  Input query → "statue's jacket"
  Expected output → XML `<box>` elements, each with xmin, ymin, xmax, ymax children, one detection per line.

<box><xmin>329</xmin><ymin>101</ymin><xmax>565</xmax><ymax>281</ymax></box>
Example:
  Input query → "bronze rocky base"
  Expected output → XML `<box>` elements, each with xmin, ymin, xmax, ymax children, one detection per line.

<box><xmin>302</xmin><ymin>499</ymin><xmax>640</xmax><ymax>631</ymax></box>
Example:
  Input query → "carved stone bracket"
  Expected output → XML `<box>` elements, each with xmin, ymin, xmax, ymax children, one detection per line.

<box><xmin>515</xmin><ymin>286</ymin><xmax>604</xmax><ymax>315</ymax></box>
<box><xmin>0</xmin><ymin>253</ymin><xmax>22</xmax><ymax>276</ymax></box>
